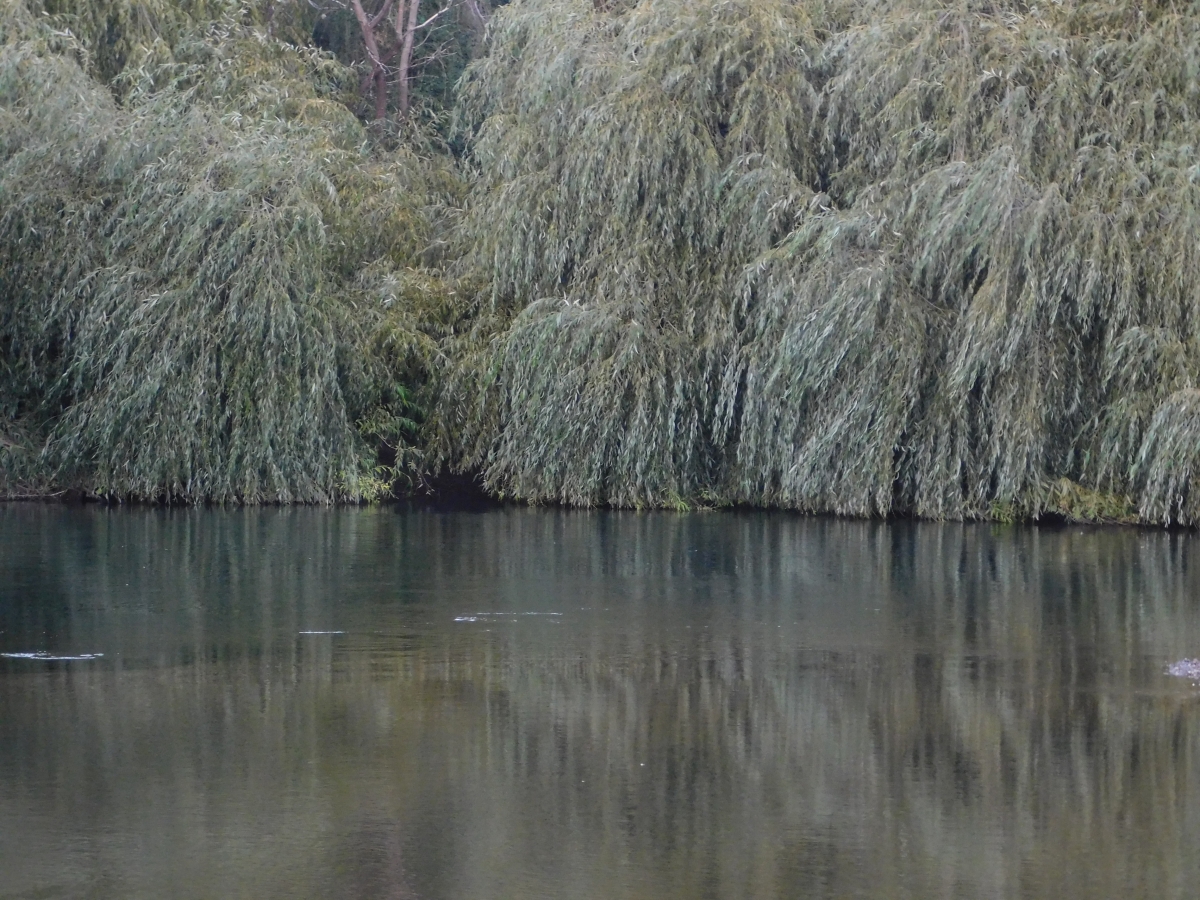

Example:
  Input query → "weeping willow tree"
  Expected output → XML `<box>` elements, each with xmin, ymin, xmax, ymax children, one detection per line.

<box><xmin>7</xmin><ymin>0</ymin><xmax>1200</xmax><ymax>520</ymax></box>
<box><xmin>437</xmin><ymin>0</ymin><xmax>1200</xmax><ymax>524</ymax></box>
<box><xmin>737</xmin><ymin>0</ymin><xmax>1200</xmax><ymax>524</ymax></box>
<box><xmin>437</xmin><ymin>0</ymin><xmax>824</xmax><ymax>507</ymax></box>
<box><xmin>0</xmin><ymin>0</ymin><xmax>459</xmax><ymax>501</ymax></box>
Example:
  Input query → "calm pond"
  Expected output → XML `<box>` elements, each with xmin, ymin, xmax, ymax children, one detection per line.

<box><xmin>2</xmin><ymin>505</ymin><xmax>1200</xmax><ymax>899</ymax></box>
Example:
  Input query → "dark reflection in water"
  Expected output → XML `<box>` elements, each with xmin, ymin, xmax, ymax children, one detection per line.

<box><xmin>2</xmin><ymin>507</ymin><xmax>1200</xmax><ymax>899</ymax></box>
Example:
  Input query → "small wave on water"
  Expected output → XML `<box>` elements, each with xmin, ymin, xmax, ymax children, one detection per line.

<box><xmin>1</xmin><ymin>651</ymin><xmax>104</xmax><ymax>661</ymax></box>
<box><xmin>1166</xmin><ymin>658</ymin><xmax>1200</xmax><ymax>681</ymax></box>
<box><xmin>298</xmin><ymin>631</ymin><xmax>345</xmax><ymax>635</ymax></box>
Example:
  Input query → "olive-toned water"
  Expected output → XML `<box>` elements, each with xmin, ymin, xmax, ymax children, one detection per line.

<box><xmin>2</xmin><ymin>506</ymin><xmax>1200</xmax><ymax>899</ymax></box>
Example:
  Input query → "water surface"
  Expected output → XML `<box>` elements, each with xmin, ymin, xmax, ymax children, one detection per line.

<box><xmin>2</xmin><ymin>505</ymin><xmax>1199</xmax><ymax>899</ymax></box>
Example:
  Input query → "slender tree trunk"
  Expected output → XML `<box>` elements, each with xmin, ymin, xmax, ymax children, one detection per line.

<box><xmin>396</xmin><ymin>0</ymin><xmax>421</xmax><ymax>117</ymax></box>
<box><xmin>350</xmin><ymin>0</ymin><xmax>391</xmax><ymax>119</ymax></box>
<box><xmin>376</xmin><ymin>70</ymin><xmax>388</xmax><ymax>120</ymax></box>
<box><xmin>392</xmin><ymin>0</ymin><xmax>407</xmax><ymax>114</ymax></box>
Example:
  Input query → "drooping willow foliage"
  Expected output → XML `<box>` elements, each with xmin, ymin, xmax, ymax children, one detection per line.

<box><xmin>6</xmin><ymin>0</ymin><xmax>1200</xmax><ymax>523</ymax></box>
<box><xmin>0</xmin><ymin>1</ymin><xmax>458</xmax><ymax>501</ymax></box>
<box><xmin>439</xmin><ymin>0</ymin><xmax>824</xmax><ymax>507</ymax></box>
<box><xmin>440</xmin><ymin>0</ymin><xmax>1200</xmax><ymax>524</ymax></box>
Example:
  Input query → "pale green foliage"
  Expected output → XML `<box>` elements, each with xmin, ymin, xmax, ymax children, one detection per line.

<box><xmin>0</xmin><ymin>3</ymin><xmax>454</xmax><ymax>501</ymax></box>
<box><xmin>443</xmin><ymin>0</ymin><xmax>821</xmax><ymax>505</ymax></box>
<box><xmin>27</xmin><ymin>0</ymin><xmax>319</xmax><ymax>81</ymax></box>
<box><xmin>9</xmin><ymin>0</ymin><xmax>1200</xmax><ymax>521</ymax></box>
<box><xmin>445</xmin><ymin>0</ymin><xmax>1200</xmax><ymax>523</ymax></box>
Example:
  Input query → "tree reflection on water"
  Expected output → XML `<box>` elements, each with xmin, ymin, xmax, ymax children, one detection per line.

<box><xmin>1</xmin><ymin>506</ymin><xmax>1199</xmax><ymax>899</ymax></box>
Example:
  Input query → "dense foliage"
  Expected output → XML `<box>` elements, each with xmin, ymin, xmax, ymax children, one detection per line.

<box><xmin>0</xmin><ymin>0</ymin><xmax>457</xmax><ymax>501</ymax></box>
<box><xmin>5</xmin><ymin>0</ymin><xmax>1200</xmax><ymax>524</ymax></box>
<box><xmin>440</xmin><ymin>0</ymin><xmax>1200</xmax><ymax>525</ymax></box>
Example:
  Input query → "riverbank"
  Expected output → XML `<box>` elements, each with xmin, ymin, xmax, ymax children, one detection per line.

<box><xmin>0</xmin><ymin>476</ymin><xmax>1152</xmax><ymax>527</ymax></box>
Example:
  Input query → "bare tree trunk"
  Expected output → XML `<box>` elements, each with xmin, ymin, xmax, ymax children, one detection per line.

<box><xmin>396</xmin><ymin>0</ymin><xmax>421</xmax><ymax>117</ymax></box>
<box><xmin>392</xmin><ymin>0</ymin><xmax>408</xmax><ymax>115</ymax></box>
<box><xmin>350</xmin><ymin>0</ymin><xmax>394</xmax><ymax>120</ymax></box>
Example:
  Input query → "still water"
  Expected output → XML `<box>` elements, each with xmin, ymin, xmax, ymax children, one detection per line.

<box><xmin>1</xmin><ymin>505</ymin><xmax>1199</xmax><ymax>899</ymax></box>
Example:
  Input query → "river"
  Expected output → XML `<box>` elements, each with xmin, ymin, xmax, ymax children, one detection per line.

<box><xmin>1</xmin><ymin>505</ymin><xmax>1199</xmax><ymax>899</ymax></box>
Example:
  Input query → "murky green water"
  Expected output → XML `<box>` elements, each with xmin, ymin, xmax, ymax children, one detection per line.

<box><xmin>2</xmin><ymin>505</ymin><xmax>1200</xmax><ymax>899</ymax></box>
